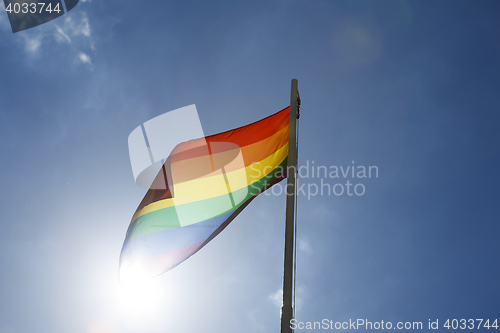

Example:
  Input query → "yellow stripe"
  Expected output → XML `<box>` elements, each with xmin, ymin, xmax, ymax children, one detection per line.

<box><xmin>130</xmin><ymin>142</ymin><xmax>288</xmax><ymax>223</ymax></box>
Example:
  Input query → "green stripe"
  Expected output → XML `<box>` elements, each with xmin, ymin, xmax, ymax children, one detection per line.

<box><xmin>127</xmin><ymin>158</ymin><xmax>288</xmax><ymax>240</ymax></box>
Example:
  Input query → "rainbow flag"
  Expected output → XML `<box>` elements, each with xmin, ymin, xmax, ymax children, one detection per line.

<box><xmin>119</xmin><ymin>106</ymin><xmax>290</xmax><ymax>283</ymax></box>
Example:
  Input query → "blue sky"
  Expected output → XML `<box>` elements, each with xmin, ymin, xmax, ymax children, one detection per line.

<box><xmin>1</xmin><ymin>1</ymin><xmax>499</xmax><ymax>332</ymax></box>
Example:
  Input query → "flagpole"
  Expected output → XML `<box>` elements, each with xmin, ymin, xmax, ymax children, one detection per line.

<box><xmin>281</xmin><ymin>79</ymin><xmax>299</xmax><ymax>333</ymax></box>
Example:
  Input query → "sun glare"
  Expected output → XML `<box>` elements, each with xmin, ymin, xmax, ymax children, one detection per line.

<box><xmin>114</xmin><ymin>280</ymin><xmax>163</xmax><ymax>322</ymax></box>
<box><xmin>119</xmin><ymin>260</ymin><xmax>150</xmax><ymax>285</ymax></box>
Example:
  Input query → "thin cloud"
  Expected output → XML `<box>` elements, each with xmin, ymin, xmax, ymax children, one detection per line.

<box><xmin>26</xmin><ymin>37</ymin><xmax>42</xmax><ymax>52</ymax></box>
<box><xmin>269</xmin><ymin>289</ymin><xmax>283</xmax><ymax>308</ymax></box>
<box><xmin>55</xmin><ymin>26</ymin><xmax>72</xmax><ymax>44</ymax></box>
<box><xmin>63</xmin><ymin>12</ymin><xmax>91</xmax><ymax>37</ymax></box>
<box><xmin>79</xmin><ymin>52</ymin><xmax>92</xmax><ymax>64</ymax></box>
<box><xmin>298</xmin><ymin>238</ymin><xmax>313</xmax><ymax>254</ymax></box>
<box><xmin>8</xmin><ymin>8</ymin><xmax>96</xmax><ymax>69</ymax></box>
<box><xmin>19</xmin><ymin>33</ymin><xmax>43</xmax><ymax>53</ymax></box>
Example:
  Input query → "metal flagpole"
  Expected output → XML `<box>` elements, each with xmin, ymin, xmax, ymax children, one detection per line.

<box><xmin>281</xmin><ymin>78</ymin><xmax>300</xmax><ymax>333</ymax></box>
